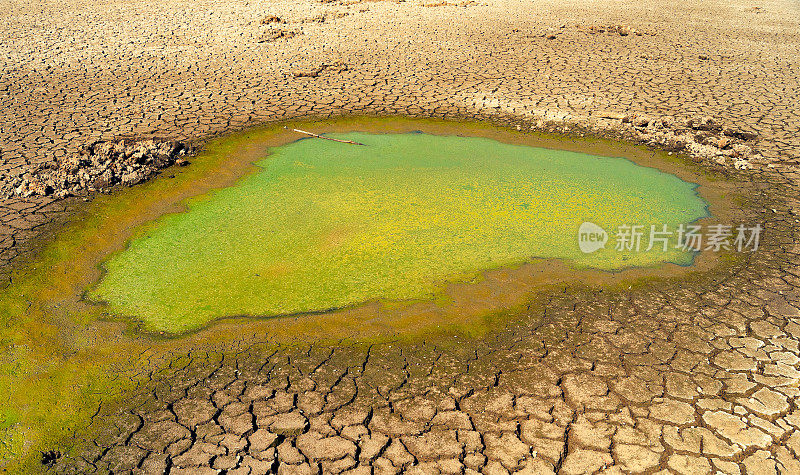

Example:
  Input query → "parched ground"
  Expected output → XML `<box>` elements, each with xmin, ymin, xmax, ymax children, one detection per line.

<box><xmin>2</xmin><ymin>0</ymin><xmax>800</xmax><ymax>473</ymax></box>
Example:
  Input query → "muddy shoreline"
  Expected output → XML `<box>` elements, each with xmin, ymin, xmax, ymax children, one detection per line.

<box><xmin>9</xmin><ymin>117</ymin><xmax>747</xmax><ymax>338</ymax></box>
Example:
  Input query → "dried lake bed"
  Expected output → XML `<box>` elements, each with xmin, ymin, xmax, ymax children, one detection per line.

<box><xmin>1</xmin><ymin>0</ymin><xmax>799</xmax><ymax>471</ymax></box>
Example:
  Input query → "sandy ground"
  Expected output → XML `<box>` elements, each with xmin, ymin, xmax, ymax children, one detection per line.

<box><xmin>2</xmin><ymin>0</ymin><xmax>800</xmax><ymax>472</ymax></box>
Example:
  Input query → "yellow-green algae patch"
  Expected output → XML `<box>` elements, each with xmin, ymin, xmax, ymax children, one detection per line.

<box><xmin>90</xmin><ymin>132</ymin><xmax>708</xmax><ymax>333</ymax></box>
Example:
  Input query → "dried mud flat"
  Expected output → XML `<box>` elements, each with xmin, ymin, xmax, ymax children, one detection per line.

<box><xmin>2</xmin><ymin>0</ymin><xmax>800</xmax><ymax>473</ymax></box>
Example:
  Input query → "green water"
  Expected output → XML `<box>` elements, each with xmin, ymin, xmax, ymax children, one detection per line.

<box><xmin>90</xmin><ymin>132</ymin><xmax>708</xmax><ymax>333</ymax></box>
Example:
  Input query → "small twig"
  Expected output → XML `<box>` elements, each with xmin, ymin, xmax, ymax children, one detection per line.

<box><xmin>284</xmin><ymin>127</ymin><xmax>366</xmax><ymax>145</ymax></box>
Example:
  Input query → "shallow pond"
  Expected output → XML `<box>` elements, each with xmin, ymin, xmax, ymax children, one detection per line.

<box><xmin>89</xmin><ymin>132</ymin><xmax>708</xmax><ymax>333</ymax></box>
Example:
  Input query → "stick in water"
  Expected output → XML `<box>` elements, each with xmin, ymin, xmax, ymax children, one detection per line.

<box><xmin>285</xmin><ymin>126</ymin><xmax>366</xmax><ymax>146</ymax></box>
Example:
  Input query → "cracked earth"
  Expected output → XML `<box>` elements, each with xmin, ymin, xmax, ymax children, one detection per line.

<box><xmin>2</xmin><ymin>0</ymin><xmax>800</xmax><ymax>473</ymax></box>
